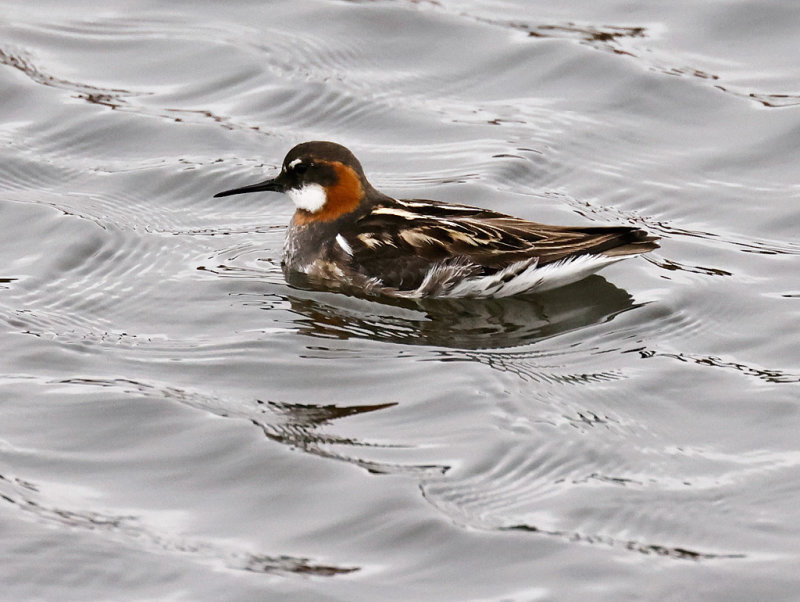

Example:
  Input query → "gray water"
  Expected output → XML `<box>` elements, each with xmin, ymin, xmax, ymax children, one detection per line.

<box><xmin>2</xmin><ymin>1</ymin><xmax>799</xmax><ymax>600</ymax></box>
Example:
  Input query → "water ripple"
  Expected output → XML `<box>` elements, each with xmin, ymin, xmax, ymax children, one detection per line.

<box><xmin>0</xmin><ymin>471</ymin><xmax>358</xmax><ymax>577</ymax></box>
<box><xmin>419</xmin><ymin>5</ymin><xmax>800</xmax><ymax>110</ymax></box>
<box><xmin>420</xmin><ymin>438</ymin><xmax>749</xmax><ymax>561</ymax></box>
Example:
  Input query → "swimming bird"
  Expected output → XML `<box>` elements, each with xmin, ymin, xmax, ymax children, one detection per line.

<box><xmin>214</xmin><ymin>141</ymin><xmax>658</xmax><ymax>298</ymax></box>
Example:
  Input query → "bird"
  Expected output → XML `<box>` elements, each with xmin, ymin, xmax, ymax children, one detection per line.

<box><xmin>214</xmin><ymin>141</ymin><xmax>658</xmax><ymax>298</ymax></box>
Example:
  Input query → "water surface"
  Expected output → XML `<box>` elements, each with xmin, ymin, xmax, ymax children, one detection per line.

<box><xmin>2</xmin><ymin>1</ymin><xmax>799</xmax><ymax>600</ymax></box>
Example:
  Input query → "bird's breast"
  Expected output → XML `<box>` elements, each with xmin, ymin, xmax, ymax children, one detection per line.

<box><xmin>283</xmin><ymin>219</ymin><xmax>342</xmax><ymax>275</ymax></box>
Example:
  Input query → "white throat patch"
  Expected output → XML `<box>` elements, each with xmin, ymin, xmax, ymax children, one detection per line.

<box><xmin>286</xmin><ymin>184</ymin><xmax>327</xmax><ymax>213</ymax></box>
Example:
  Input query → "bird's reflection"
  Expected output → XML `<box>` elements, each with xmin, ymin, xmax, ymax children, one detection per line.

<box><xmin>280</xmin><ymin>273</ymin><xmax>638</xmax><ymax>350</ymax></box>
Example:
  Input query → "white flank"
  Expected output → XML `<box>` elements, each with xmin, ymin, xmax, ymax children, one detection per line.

<box><xmin>402</xmin><ymin>254</ymin><xmax>629</xmax><ymax>299</ymax></box>
<box><xmin>525</xmin><ymin>254</ymin><xmax>626</xmax><ymax>294</ymax></box>
<box><xmin>286</xmin><ymin>184</ymin><xmax>327</xmax><ymax>213</ymax></box>
<box><xmin>335</xmin><ymin>234</ymin><xmax>353</xmax><ymax>256</ymax></box>
<box><xmin>445</xmin><ymin>258</ymin><xmax>540</xmax><ymax>298</ymax></box>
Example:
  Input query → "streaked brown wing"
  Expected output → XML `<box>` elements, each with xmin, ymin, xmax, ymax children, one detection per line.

<box><xmin>340</xmin><ymin>199</ymin><xmax>657</xmax><ymax>290</ymax></box>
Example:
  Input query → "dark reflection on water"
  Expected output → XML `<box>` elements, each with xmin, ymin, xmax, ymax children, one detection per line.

<box><xmin>631</xmin><ymin>347</ymin><xmax>800</xmax><ymax>385</ymax></box>
<box><xmin>502</xmin><ymin>523</ymin><xmax>746</xmax><ymax>561</ymax></box>
<box><xmin>58</xmin><ymin>376</ymin><xmax>428</xmax><ymax>477</ymax></box>
<box><xmin>0</xmin><ymin>468</ymin><xmax>360</xmax><ymax>578</ymax></box>
<box><xmin>248</xmin><ymin>399</ymin><xmax>435</xmax><ymax>475</ymax></box>
<box><xmin>281</xmin><ymin>274</ymin><xmax>638</xmax><ymax>350</ymax></box>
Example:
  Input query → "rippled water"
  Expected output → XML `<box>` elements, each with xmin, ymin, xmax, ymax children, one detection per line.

<box><xmin>2</xmin><ymin>1</ymin><xmax>800</xmax><ymax>600</ymax></box>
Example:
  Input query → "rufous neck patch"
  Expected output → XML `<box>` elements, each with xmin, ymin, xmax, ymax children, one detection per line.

<box><xmin>293</xmin><ymin>161</ymin><xmax>364</xmax><ymax>226</ymax></box>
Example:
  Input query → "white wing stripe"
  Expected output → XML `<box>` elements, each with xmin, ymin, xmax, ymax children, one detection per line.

<box><xmin>336</xmin><ymin>234</ymin><xmax>353</xmax><ymax>256</ymax></box>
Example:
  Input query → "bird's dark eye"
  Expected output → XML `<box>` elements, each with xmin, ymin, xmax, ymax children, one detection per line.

<box><xmin>294</xmin><ymin>162</ymin><xmax>309</xmax><ymax>175</ymax></box>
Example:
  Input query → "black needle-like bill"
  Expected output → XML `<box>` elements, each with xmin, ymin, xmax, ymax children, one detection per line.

<box><xmin>214</xmin><ymin>177</ymin><xmax>284</xmax><ymax>198</ymax></box>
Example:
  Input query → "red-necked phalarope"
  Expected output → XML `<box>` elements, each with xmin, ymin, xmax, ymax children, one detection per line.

<box><xmin>214</xmin><ymin>141</ymin><xmax>658</xmax><ymax>298</ymax></box>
